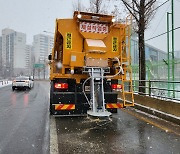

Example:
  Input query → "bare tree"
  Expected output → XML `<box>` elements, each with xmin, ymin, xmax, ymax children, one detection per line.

<box><xmin>72</xmin><ymin>0</ymin><xmax>84</xmax><ymax>12</ymax></box>
<box><xmin>73</xmin><ymin>0</ymin><xmax>107</xmax><ymax>14</ymax></box>
<box><xmin>87</xmin><ymin>0</ymin><xmax>113</xmax><ymax>14</ymax></box>
<box><xmin>121</xmin><ymin>0</ymin><xmax>157</xmax><ymax>94</ymax></box>
<box><xmin>111</xmin><ymin>4</ymin><xmax>127</xmax><ymax>22</ymax></box>
<box><xmin>74</xmin><ymin>0</ymin><xmax>124</xmax><ymax>21</ymax></box>
<box><xmin>89</xmin><ymin>0</ymin><xmax>103</xmax><ymax>13</ymax></box>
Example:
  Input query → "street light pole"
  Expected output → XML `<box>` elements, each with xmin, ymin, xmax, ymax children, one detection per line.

<box><xmin>167</xmin><ymin>12</ymin><xmax>170</xmax><ymax>97</ymax></box>
<box><xmin>171</xmin><ymin>0</ymin><xmax>175</xmax><ymax>98</ymax></box>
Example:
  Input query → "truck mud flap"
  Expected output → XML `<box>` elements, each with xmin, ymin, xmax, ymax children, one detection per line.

<box><xmin>50</xmin><ymin>92</ymin><xmax>90</xmax><ymax>115</ymax></box>
<box><xmin>104</xmin><ymin>93</ymin><xmax>118</xmax><ymax>113</ymax></box>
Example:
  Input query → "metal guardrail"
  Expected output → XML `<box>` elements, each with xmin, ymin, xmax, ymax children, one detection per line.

<box><xmin>132</xmin><ymin>80</ymin><xmax>180</xmax><ymax>101</ymax></box>
<box><xmin>0</xmin><ymin>80</ymin><xmax>9</xmax><ymax>86</ymax></box>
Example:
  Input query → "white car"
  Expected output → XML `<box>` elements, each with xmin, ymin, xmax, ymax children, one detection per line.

<box><xmin>12</xmin><ymin>76</ymin><xmax>34</xmax><ymax>91</ymax></box>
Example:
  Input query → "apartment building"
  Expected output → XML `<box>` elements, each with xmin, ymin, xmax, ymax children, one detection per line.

<box><xmin>0</xmin><ymin>37</ymin><xmax>2</xmax><ymax>77</ymax></box>
<box><xmin>32</xmin><ymin>34</ymin><xmax>53</xmax><ymax>79</ymax></box>
<box><xmin>33</xmin><ymin>34</ymin><xmax>53</xmax><ymax>64</ymax></box>
<box><xmin>25</xmin><ymin>45</ymin><xmax>33</xmax><ymax>75</ymax></box>
<box><xmin>1</xmin><ymin>28</ymin><xmax>29</xmax><ymax>77</ymax></box>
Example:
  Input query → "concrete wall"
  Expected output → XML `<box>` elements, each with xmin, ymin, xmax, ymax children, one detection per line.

<box><xmin>118</xmin><ymin>92</ymin><xmax>180</xmax><ymax>117</ymax></box>
<box><xmin>133</xmin><ymin>94</ymin><xmax>180</xmax><ymax>117</ymax></box>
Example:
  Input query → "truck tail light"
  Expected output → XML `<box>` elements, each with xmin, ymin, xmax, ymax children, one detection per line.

<box><xmin>111</xmin><ymin>84</ymin><xmax>122</xmax><ymax>90</ymax></box>
<box><xmin>54</xmin><ymin>83</ymin><xmax>68</xmax><ymax>89</ymax></box>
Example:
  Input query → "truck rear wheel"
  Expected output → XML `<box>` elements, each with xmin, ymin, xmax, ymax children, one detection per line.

<box><xmin>12</xmin><ymin>87</ymin><xmax>15</xmax><ymax>91</ymax></box>
<box><xmin>107</xmin><ymin>108</ymin><xmax>117</xmax><ymax>113</ymax></box>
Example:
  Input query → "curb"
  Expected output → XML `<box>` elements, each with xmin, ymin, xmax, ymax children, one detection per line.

<box><xmin>133</xmin><ymin>103</ymin><xmax>180</xmax><ymax>125</ymax></box>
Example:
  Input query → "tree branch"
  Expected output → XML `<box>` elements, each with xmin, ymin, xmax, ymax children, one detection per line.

<box><xmin>121</xmin><ymin>0</ymin><xmax>139</xmax><ymax>22</ymax></box>
<box><xmin>145</xmin><ymin>0</ymin><xmax>156</xmax><ymax>10</ymax></box>
<box><xmin>132</xmin><ymin>0</ymin><xmax>140</xmax><ymax>10</ymax></box>
<box><xmin>121</xmin><ymin>0</ymin><xmax>139</xmax><ymax>13</ymax></box>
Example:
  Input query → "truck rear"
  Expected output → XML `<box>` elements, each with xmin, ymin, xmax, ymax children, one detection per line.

<box><xmin>48</xmin><ymin>11</ymin><xmax>134</xmax><ymax>116</ymax></box>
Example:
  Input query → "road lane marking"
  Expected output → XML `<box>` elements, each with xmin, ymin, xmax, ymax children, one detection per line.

<box><xmin>123</xmin><ymin>109</ymin><xmax>180</xmax><ymax>136</ymax></box>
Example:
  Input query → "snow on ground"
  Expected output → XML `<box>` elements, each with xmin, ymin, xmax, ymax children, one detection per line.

<box><xmin>0</xmin><ymin>80</ymin><xmax>12</xmax><ymax>89</ymax></box>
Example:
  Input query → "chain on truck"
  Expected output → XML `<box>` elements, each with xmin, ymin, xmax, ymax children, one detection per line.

<box><xmin>48</xmin><ymin>11</ymin><xmax>134</xmax><ymax>117</ymax></box>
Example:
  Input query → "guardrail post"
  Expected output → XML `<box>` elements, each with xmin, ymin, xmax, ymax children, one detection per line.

<box><xmin>149</xmin><ymin>80</ymin><xmax>151</xmax><ymax>96</ymax></box>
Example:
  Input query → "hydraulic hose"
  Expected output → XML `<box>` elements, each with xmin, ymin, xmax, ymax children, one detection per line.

<box><xmin>82</xmin><ymin>57</ymin><xmax>124</xmax><ymax>106</ymax></box>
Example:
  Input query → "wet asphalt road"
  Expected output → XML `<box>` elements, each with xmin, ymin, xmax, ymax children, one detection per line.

<box><xmin>0</xmin><ymin>81</ymin><xmax>180</xmax><ymax>154</ymax></box>
<box><xmin>0</xmin><ymin>81</ymin><xmax>50</xmax><ymax>154</ymax></box>
<box><xmin>55</xmin><ymin>110</ymin><xmax>180</xmax><ymax>154</ymax></box>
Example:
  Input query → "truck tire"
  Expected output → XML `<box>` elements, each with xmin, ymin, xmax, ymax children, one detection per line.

<box><xmin>12</xmin><ymin>87</ymin><xmax>15</xmax><ymax>91</ymax></box>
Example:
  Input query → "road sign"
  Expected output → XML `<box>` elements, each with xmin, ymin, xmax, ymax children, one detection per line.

<box><xmin>34</xmin><ymin>64</ymin><xmax>45</xmax><ymax>68</ymax></box>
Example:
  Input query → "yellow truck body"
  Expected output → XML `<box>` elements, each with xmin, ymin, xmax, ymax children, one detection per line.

<box><xmin>49</xmin><ymin>11</ymin><xmax>134</xmax><ymax>116</ymax></box>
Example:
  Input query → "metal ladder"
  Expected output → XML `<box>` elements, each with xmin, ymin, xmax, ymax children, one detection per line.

<box><xmin>119</xmin><ymin>15</ymin><xmax>134</xmax><ymax>107</ymax></box>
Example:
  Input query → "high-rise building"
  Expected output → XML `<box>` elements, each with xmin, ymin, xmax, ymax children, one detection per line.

<box><xmin>1</xmin><ymin>28</ymin><xmax>30</xmax><ymax>77</ymax></box>
<box><xmin>0</xmin><ymin>36</ymin><xmax>2</xmax><ymax>77</ymax></box>
<box><xmin>32</xmin><ymin>34</ymin><xmax>53</xmax><ymax>79</ymax></box>
<box><xmin>13</xmin><ymin>31</ymin><xmax>27</xmax><ymax>76</ymax></box>
<box><xmin>25</xmin><ymin>45</ymin><xmax>33</xmax><ymax>75</ymax></box>
<box><xmin>33</xmin><ymin>34</ymin><xmax>53</xmax><ymax>64</ymax></box>
<box><xmin>1</xmin><ymin>28</ymin><xmax>14</xmax><ymax>77</ymax></box>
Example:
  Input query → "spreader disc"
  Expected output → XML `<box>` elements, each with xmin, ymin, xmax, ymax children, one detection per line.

<box><xmin>87</xmin><ymin>110</ymin><xmax>112</xmax><ymax>117</ymax></box>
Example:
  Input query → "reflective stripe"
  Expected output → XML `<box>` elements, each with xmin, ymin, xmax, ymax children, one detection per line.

<box><xmin>106</xmin><ymin>103</ymin><xmax>123</xmax><ymax>108</ymax></box>
<box><xmin>55</xmin><ymin>104</ymin><xmax>75</xmax><ymax>110</ymax></box>
<box><xmin>66</xmin><ymin>104</ymin><xmax>75</xmax><ymax>110</ymax></box>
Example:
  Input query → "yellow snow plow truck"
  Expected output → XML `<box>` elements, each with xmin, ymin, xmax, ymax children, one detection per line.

<box><xmin>48</xmin><ymin>11</ymin><xmax>134</xmax><ymax>116</ymax></box>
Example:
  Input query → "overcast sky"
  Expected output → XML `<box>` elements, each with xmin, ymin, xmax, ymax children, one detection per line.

<box><xmin>145</xmin><ymin>0</ymin><xmax>180</xmax><ymax>52</ymax></box>
<box><xmin>0</xmin><ymin>0</ymin><xmax>180</xmax><ymax>52</ymax></box>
